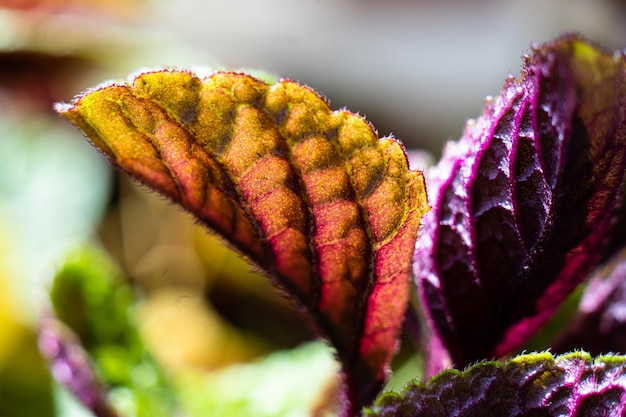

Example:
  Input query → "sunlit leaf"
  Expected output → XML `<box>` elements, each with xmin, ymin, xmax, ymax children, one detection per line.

<box><xmin>367</xmin><ymin>351</ymin><xmax>626</xmax><ymax>417</ymax></box>
<box><xmin>57</xmin><ymin>71</ymin><xmax>428</xmax><ymax>413</ymax></box>
<box><xmin>414</xmin><ymin>35</ymin><xmax>626</xmax><ymax>372</ymax></box>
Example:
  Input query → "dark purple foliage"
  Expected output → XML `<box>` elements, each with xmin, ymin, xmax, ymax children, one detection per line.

<box><xmin>368</xmin><ymin>352</ymin><xmax>626</xmax><ymax>417</ymax></box>
<box><xmin>414</xmin><ymin>35</ymin><xmax>626</xmax><ymax>373</ymax></box>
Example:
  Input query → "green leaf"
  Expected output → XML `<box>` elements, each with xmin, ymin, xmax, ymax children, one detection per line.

<box><xmin>367</xmin><ymin>351</ymin><xmax>626</xmax><ymax>416</ymax></box>
<box><xmin>56</xmin><ymin>70</ymin><xmax>429</xmax><ymax>413</ymax></box>
<box><xmin>43</xmin><ymin>245</ymin><xmax>176</xmax><ymax>417</ymax></box>
<box><xmin>175</xmin><ymin>341</ymin><xmax>339</xmax><ymax>417</ymax></box>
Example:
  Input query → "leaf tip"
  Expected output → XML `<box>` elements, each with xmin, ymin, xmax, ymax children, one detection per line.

<box><xmin>53</xmin><ymin>100</ymin><xmax>74</xmax><ymax>115</ymax></box>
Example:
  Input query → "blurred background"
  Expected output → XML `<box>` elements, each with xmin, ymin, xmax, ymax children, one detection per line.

<box><xmin>0</xmin><ymin>0</ymin><xmax>625</xmax><ymax>415</ymax></box>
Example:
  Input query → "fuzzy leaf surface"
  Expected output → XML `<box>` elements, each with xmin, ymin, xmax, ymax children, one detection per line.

<box><xmin>367</xmin><ymin>351</ymin><xmax>626</xmax><ymax>417</ymax></box>
<box><xmin>415</xmin><ymin>35</ymin><xmax>626</xmax><ymax>370</ymax></box>
<box><xmin>57</xmin><ymin>71</ymin><xmax>428</xmax><ymax>412</ymax></box>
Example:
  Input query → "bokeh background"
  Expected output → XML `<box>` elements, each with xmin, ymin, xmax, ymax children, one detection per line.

<box><xmin>1</xmin><ymin>0</ymin><xmax>625</xmax><ymax>415</ymax></box>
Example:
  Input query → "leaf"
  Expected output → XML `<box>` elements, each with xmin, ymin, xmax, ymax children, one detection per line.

<box><xmin>175</xmin><ymin>341</ymin><xmax>339</xmax><ymax>417</ymax></box>
<box><xmin>56</xmin><ymin>71</ymin><xmax>429</xmax><ymax>413</ymax></box>
<box><xmin>39</xmin><ymin>317</ymin><xmax>119</xmax><ymax>417</ymax></box>
<box><xmin>414</xmin><ymin>35</ymin><xmax>626</xmax><ymax>371</ymax></box>
<box><xmin>551</xmin><ymin>247</ymin><xmax>626</xmax><ymax>355</ymax></box>
<box><xmin>42</xmin><ymin>245</ymin><xmax>175</xmax><ymax>417</ymax></box>
<box><xmin>366</xmin><ymin>351</ymin><xmax>626</xmax><ymax>417</ymax></box>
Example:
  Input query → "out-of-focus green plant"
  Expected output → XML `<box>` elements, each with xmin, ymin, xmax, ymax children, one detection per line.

<box><xmin>42</xmin><ymin>244</ymin><xmax>340</xmax><ymax>417</ymax></box>
<box><xmin>44</xmin><ymin>246</ymin><xmax>174</xmax><ymax>416</ymax></box>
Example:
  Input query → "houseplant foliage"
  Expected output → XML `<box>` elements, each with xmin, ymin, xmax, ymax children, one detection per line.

<box><xmin>50</xmin><ymin>34</ymin><xmax>626</xmax><ymax>416</ymax></box>
<box><xmin>414</xmin><ymin>35</ymin><xmax>626</xmax><ymax>375</ymax></box>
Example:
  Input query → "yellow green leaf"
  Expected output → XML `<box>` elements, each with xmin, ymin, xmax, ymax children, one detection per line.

<box><xmin>57</xmin><ymin>70</ymin><xmax>428</xmax><ymax>413</ymax></box>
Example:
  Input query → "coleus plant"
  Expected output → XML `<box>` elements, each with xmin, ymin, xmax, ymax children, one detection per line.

<box><xmin>45</xmin><ymin>34</ymin><xmax>626</xmax><ymax>416</ymax></box>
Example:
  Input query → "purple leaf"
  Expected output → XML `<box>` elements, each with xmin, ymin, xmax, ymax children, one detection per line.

<box><xmin>367</xmin><ymin>351</ymin><xmax>626</xmax><ymax>417</ymax></box>
<box><xmin>415</xmin><ymin>35</ymin><xmax>626</xmax><ymax>372</ymax></box>
<box><xmin>38</xmin><ymin>315</ymin><xmax>118</xmax><ymax>417</ymax></box>
<box><xmin>552</xmin><ymin>247</ymin><xmax>626</xmax><ymax>354</ymax></box>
